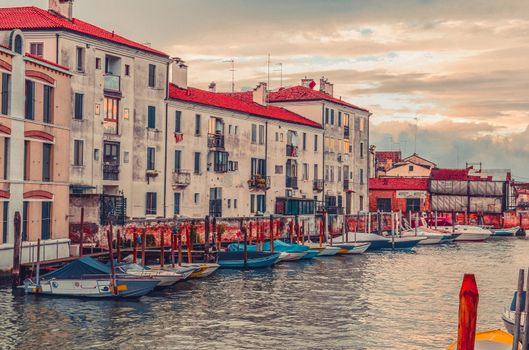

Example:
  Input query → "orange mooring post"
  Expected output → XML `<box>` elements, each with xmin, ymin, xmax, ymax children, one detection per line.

<box><xmin>289</xmin><ymin>220</ymin><xmax>294</xmax><ymax>244</ymax></box>
<box><xmin>319</xmin><ymin>218</ymin><xmax>324</xmax><ymax>248</ymax></box>
<box><xmin>141</xmin><ymin>228</ymin><xmax>146</xmax><ymax>267</ymax></box>
<box><xmin>457</xmin><ymin>274</ymin><xmax>479</xmax><ymax>350</ymax></box>
<box><xmin>186</xmin><ymin>224</ymin><xmax>192</xmax><ymax>264</ymax></box>
<box><xmin>132</xmin><ymin>228</ymin><xmax>137</xmax><ymax>263</ymax></box>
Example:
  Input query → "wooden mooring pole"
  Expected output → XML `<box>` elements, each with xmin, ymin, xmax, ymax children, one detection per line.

<box><xmin>269</xmin><ymin>215</ymin><xmax>274</xmax><ymax>253</ymax></box>
<box><xmin>132</xmin><ymin>228</ymin><xmax>137</xmax><ymax>263</ymax></box>
<box><xmin>12</xmin><ymin>212</ymin><xmax>22</xmax><ymax>288</ymax></box>
<box><xmin>204</xmin><ymin>216</ymin><xmax>210</xmax><ymax>263</ymax></box>
<box><xmin>171</xmin><ymin>226</ymin><xmax>176</xmax><ymax>268</ymax></box>
<box><xmin>522</xmin><ymin>268</ymin><xmax>529</xmax><ymax>349</ymax></box>
<box><xmin>241</xmin><ymin>219</ymin><xmax>247</xmax><ymax>268</ymax></box>
<box><xmin>79</xmin><ymin>207</ymin><xmax>84</xmax><ymax>257</ymax></box>
<box><xmin>457</xmin><ymin>274</ymin><xmax>479</xmax><ymax>350</ymax></box>
<box><xmin>116</xmin><ymin>228</ymin><xmax>121</xmax><ymax>262</ymax></box>
<box><xmin>141</xmin><ymin>228</ymin><xmax>146</xmax><ymax>267</ymax></box>
<box><xmin>160</xmin><ymin>227</ymin><xmax>165</xmax><ymax>268</ymax></box>
<box><xmin>513</xmin><ymin>269</ymin><xmax>525</xmax><ymax>349</ymax></box>
<box><xmin>186</xmin><ymin>224</ymin><xmax>192</xmax><ymax>264</ymax></box>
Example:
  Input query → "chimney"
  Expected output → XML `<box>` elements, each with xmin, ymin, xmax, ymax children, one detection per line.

<box><xmin>49</xmin><ymin>0</ymin><xmax>74</xmax><ymax>20</ymax></box>
<box><xmin>319</xmin><ymin>77</ymin><xmax>334</xmax><ymax>96</ymax></box>
<box><xmin>252</xmin><ymin>82</ymin><xmax>267</xmax><ymax>106</ymax></box>
<box><xmin>208</xmin><ymin>82</ymin><xmax>216</xmax><ymax>93</ymax></box>
<box><xmin>301</xmin><ymin>78</ymin><xmax>316</xmax><ymax>89</ymax></box>
<box><xmin>171</xmin><ymin>57</ymin><xmax>188</xmax><ymax>90</ymax></box>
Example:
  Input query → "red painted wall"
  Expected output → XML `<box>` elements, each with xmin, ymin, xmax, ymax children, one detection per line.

<box><xmin>369</xmin><ymin>189</ymin><xmax>431</xmax><ymax>213</ymax></box>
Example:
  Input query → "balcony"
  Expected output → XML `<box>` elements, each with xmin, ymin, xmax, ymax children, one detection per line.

<box><xmin>286</xmin><ymin>176</ymin><xmax>298</xmax><ymax>189</ymax></box>
<box><xmin>313</xmin><ymin>179</ymin><xmax>323</xmax><ymax>192</ymax></box>
<box><xmin>316</xmin><ymin>201</ymin><xmax>344</xmax><ymax>215</ymax></box>
<box><xmin>208</xmin><ymin>133</ymin><xmax>225</xmax><ymax>149</ymax></box>
<box><xmin>248</xmin><ymin>175</ymin><xmax>271</xmax><ymax>190</ymax></box>
<box><xmin>103</xmin><ymin>164</ymin><xmax>119</xmax><ymax>180</ymax></box>
<box><xmin>286</xmin><ymin>144</ymin><xmax>298</xmax><ymax>157</ymax></box>
<box><xmin>344</xmin><ymin>126</ymin><xmax>350</xmax><ymax>138</ymax></box>
<box><xmin>104</xmin><ymin>74</ymin><xmax>121</xmax><ymax>92</ymax></box>
<box><xmin>172</xmin><ymin>170</ymin><xmax>191</xmax><ymax>188</ymax></box>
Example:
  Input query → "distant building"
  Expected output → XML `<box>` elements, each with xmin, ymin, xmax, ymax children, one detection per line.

<box><xmin>374</xmin><ymin>152</ymin><xmax>435</xmax><ymax>178</ymax></box>
<box><xmin>0</xmin><ymin>30</ymin><xmax>72</xmax><ymax>266</ymax></box>
<box><xmin>369</xmin><ymin>178</ymin><xmax>430</xmax><ymax>214</ymax></box>
<box><xmin>374</xmin><ymin>151</ymin><xmax>401</xmax><ymax>177</ymax></box>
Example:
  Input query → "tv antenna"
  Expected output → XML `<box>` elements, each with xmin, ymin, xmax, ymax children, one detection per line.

<box><xmin>223</xmin><ymin>59</ymin><xmax>235</xmax><ymax>92</ymax></box>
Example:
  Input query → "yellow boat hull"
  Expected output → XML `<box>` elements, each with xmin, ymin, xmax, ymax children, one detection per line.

<box><xmin>447</xmin><ymin>329</ymin><xmax>520</xmax><ymax>350</ymax></box>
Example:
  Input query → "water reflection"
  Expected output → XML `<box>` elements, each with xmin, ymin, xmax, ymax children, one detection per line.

<box><xmin>1</xmin><ymin>238</ymin><xmax>528</xmax><ymax>349</ymax></box>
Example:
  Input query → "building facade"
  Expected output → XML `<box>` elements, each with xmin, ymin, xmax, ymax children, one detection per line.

<box><xmin>0</xmin><ymin>30</ymin><xmax>71</xmax><ymax>247</ymax></box>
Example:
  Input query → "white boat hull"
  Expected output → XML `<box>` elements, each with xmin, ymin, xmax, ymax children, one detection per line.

<box><xmin>332</xmin><ymin>243</ymin><xmax>371</xmax><ymax>254</ymax></box>
<box><xmin>278</xmin><ymin>251</ymin><xmax>308</xmax><ymax>261</ymax></box>
<box><xmin>437</xmin><ymin>225</ymin><xmax>492</xmax><ymax>242</ymax></box>
<box><xmin>180</xmin><ymin>263</ymin><xmax>220</xmax><ymax>278</ymax></box>
<box><xmin>303</xmin><ymin>243</ymin><xmax>341</xmax><ymax>256</ymax></box>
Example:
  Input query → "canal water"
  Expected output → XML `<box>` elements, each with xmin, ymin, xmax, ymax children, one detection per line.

<box><xmin>1</xmin><ymin>238</ymin><xmax>528</xmax><ymax>350</ymax></box>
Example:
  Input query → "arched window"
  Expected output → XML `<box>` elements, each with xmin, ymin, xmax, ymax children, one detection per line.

<box><xmin>13</xmin><ymin>35</ymin><xmax>22</xmax><ymax>54</ymax></box>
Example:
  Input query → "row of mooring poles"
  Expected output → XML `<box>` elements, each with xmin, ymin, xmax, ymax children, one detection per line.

<box><xmin>511</xmin><ymin>268</ymin><xmax>529</xmax><ymax>349</ymax></box>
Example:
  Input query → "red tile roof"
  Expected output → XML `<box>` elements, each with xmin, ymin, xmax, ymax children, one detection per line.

<box><xmin>369</xmin><ymin>178</ymin><xmax>429</xmax><ymax>190</ymax></box>
<box><xmin>169</xmin><ymin>84</ymin><xmax>322</xmax><ymax>128</ymax></box>
<box><xmin>430</xmin><ymin>168</ymin><xmax>489</xmax><ymax>181</ymax></box>
<box><xmin>375</xmin><ymin>151</ymin><xmax>402</xmax><ymax>164</ymax></box>
<box><xmin>0</xmin><ymin>6</ymin><xmax>168</xmax><ymax>57</ymax></box>
<box><xmin>25</xmin><ymin>52</ymin><xmax>69</xmax><ymax>71</ymax></box>
<box><xmin>224</xmin><ymin>85</ymin><xmax>369</xmax><ymax>112</ymax></box>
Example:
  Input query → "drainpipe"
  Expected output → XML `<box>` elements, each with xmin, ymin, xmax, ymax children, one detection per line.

<box><xmin>55</xmin><ymin>34</ymin><xmax>59</xmax><ymax>64</ymax></box>
<box><xmin>163</xmin><ymin>61</ymin><xmax>170</xmax><ymax>218</ymax></box>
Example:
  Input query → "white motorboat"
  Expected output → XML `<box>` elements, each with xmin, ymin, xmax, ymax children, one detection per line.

<box><xmin>333</xmin><ymin>232</ymin><xmax>424</xmax><ymax>251</ymax></box>
<box><xmin>501</xmin><ymin>291</ymin><xmax>526</xmax><ymax>336</ymax></box>
<box><xmin>118</xmin><ymin>264</ymin><xmax>188</xmax><ymax>287</ymax></box>
<box><xmin>277</xmin><ymin>251</ymin><xmax>308</xmax><ymax>261</ymax></box>
<box><xmin>400</xmin><ymin>227</ymin><xmax>453</xmax><ymax>245</ymax></box>
<box><xmin>179</xmin><ymin>262</ymin><xmax>220</xmax><ymax>278</ymax></box>
<box><xmin>437</xmin><ymin>225</ymin><xmax>492</xmax><ymax>242</ymax></box>
<box><xmin>303</xmin><ymin>242</ymin><xmax>341</xmax><ymax>256</ymax></box>
<box><xmin>331</xmin><ymin>242</ymin><xmax>371</xmax><ymax>254</ymax></box>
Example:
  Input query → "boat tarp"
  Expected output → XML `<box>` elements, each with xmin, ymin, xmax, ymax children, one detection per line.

<box><xmin>510</xmin><ymin>291</ymin><xmax>527</xmax><ymax>311</ymax></box>
<box><xmin>228</xmin><ymin>240</ymin><xmax>308</xmax><ymax>253</ymax></box>
<box><xmin>42</xmin><ymin>256</ymin><xmax>111</xmax><ymax>279</ymax></box>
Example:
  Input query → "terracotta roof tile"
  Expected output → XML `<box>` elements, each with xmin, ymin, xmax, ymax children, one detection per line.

<box><xmin>169</xmin><ymin>84</ymin><xmax>322</xmax><ymax>128</ymax></box>
<box><xmin>0</xmin><ymin>6</ymin><xmax>168</xmax><ymax>57</ymax></box>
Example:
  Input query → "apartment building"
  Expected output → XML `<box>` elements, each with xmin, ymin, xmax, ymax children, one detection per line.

<box><xmin>0</xmin><ymin>2</ymin><xmax>172</xmax><ymax>225</ymax></box>
<box><xmin>166</xmin><ymin>62</ymin><xmax>323</xmax><ymax>218</ymax></box>
<box><xmin>0</xmin><ymin>30</ymin><xmax>72</xmax><ymax>246</ymax></box>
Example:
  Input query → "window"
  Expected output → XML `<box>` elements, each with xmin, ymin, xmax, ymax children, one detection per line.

<box><xmin>13</xmin><ymin>35</ymin><xmax>22</xmax><ymax>54</ymax></box>
<box><xmin>325</xmin><ymin>108</ymin><xmax>329</xmax><ymax>124</ymax></box>
<box><xmin>95</xmin><ymin>57</ymin><xmax>101</xmax><ymax>70</ymax></box>
<box><xmin>344</xmin><ymin>139</ymin><xmax>350</xmax><ymax>153</ymax></box>
<box><xmin>73</xmin><ymin>140</ymin><xmax>83</xmax><ymax>166</ymax></box>
<box><xmin>234</xmin><ymin>199</ymin><xmax>237</xmax><ymax>209</ymax></box>
<box><xmin>302</xmin><ymin>163</ymin><xmax>309</xmax><ymax>180</ymax></box>
<box><xmin>213</xmin><ymin>151</ymin><xmax>228</xmax><ymax>172</ymax></box>
<box><xmin>94</xmin><ymin>149</ymin><xmax>100</xmax><ymax>161</ymax></box>
<box><xmin>275</xmin><ymin>165</ymin><xmax>283</xmax><ymax>174</ymax></box>
<box><xmin>302</xmin><ymin>133</ymin><xmax>306</xmax><ymax>150</ymax></box>
<box><xmin>25</xmin><ymin>80</ymin><xmax>35</xmax><ymax>120</ymax></box>
<box><xmin>275</xmin><ymin>132</ymin><xmax>279</xmax><ymax>141</ymax></box>
<box><xmin>325</xmin><ymin>165</ymin><xmax>329</xmax><ymax>181</ymax></box>
<box><xmin>360</xmin><ymin>118</ymin><xmax>365</xmax><ymax>131</ymax></box>
<box><xmin>194</xmin><ymin>193</ymin><xmax>200</xmax><ymax>204</ymax></box>
<box><xmin>195</xmin><ymin>114</ymin><xmax>201</xmax><ymax>135</ymax></box>
<box><xmin>251</xmin><ymin>124</ymin><xmax>257</xmax><ymax>144</ymax></box>
<box><xmin>1</xmin><ymin>73</ymin><xmax>10</xmax><ymax>115</ymax></box>
<box><xmin>330</xmin><ymin>109</ymin><xmax>335</xmax><ymax>125</ymax></box>
<box><xmin>406</xmin><ymin>198</ymin><xmax>421</xmax><ymax>213</ymax></box>
<box><xmin>74</xmin><ymin>93</ymin><xmax>84</xmax><ymax>119</ymax></box>
<box><xmin>314</xmin><ymin>164</ymin><xmax>318</xmax><ymax>180</ymax></box>
<box><xmin>359</xmin><ymin>196</ymin><xmax>364</xmax><ymax>211</ymax></box>
<box><xmin>174</xmin><ymin>150</ymin><xmax>181</xmax><ymax>171</ymax></box>
<box><xmin>148</xmin><ymin>64</ymin><xmax>156</xmax><ymax>87</ymax></box>
<box><xmin>76</xmin><ymin>47</ymin><xmax>84</xmax><ymax>72</ymax></box>
<box><xmin>147</xmin><ymin>106</ymin><xmax>156</xmax><ymax>129</ymax></box>
<box><xmin>147</xmin><ymin>147</ymin><xmax>155</xmax><ymax>170</ymax></box>
<box><xmin>43</xmin><ymin>85</ymin><xmax>53</xmax><ymax>123</ymax></box>
<box><xmin>41</xmin><ymin>202</ymin><xmax>52</xmax><ymax>240</ymax></box>
<box><xmin>42</xmin><ymin>143</ymin><xmax>52</xmax><ymax>182</ymax></box>
<box><xmin>228</xmin><ymin>160</ymin><xmax>238</xmax><ymax>172</ymax></box>
<box><xmin>145</xmin><ymin>192</ymin><xmax>157</xmax><ymax>215</ymax></box>
<box><xmin>124</xmin><ymin>151</ymin><xmax>129</xmax><ymax>163</ymax></box>
<box><xmin>194</xmin><ymin>152</ymin><xmax>201</xmax><ymax>174</ymax></box>
<box><xmin>360</xmin><ymin>142</ymin><xmax>364</xmax><ymax>158</ymax></box>
<box><xmin>21</xmin><ymin>201</ymin><xmax>29</xmax><ymax>241</ymax></box>
<box><xmin>30</xmin><ymin>42</ymin><xmax>43</xmax><ymax>57</ymax></box>
<box><xmin>314</xmin><ymin>135</ymin><xmax>318</xmax><ymax>152</ymax></box>
<box><xmin>250</xmin><ymin>194</ymin><xmax>255</xmax><ymax>213</ymax></box>
<box><xmin>125</xmin><ymin>64</ymin><xmax>130</xmax><ymax>76</ymax></box>
<box><xmin>103</xmin><ymin>96</ymin><xmax>119</xmax><ymax>134</ymax></box>
<box><xmin>360</xmin><ymin>169</ymin><xmax>364</xmax><ymax>184</ymax></box>
<box><xmin>227</xmin><ymin>199</ymin><xmax>231</xmax><ymax>208</ymax></box>
<box><xmin>258</xmin><ymin>125</ymin><xmax>265</xmax><ymax>144</ymax></box>
<box><xmin>175</xmin><ymin>110</ymin><xmax>182</xmax><ymax>132</ymax></box>
<box><xmin>257</xmin><ymin>194</ymin><xmax>266</xmax><ymax>213</ymax></box>
<box><xmin>234</xmin><ymin>126</ymin><xmax>238</xmax><ymax>135</ymax></box>
<box><xmin>2</xmin><ymin>202</ymin><xmax>8</xmax><ymax>244</ymax></box>
<box><xmin>174</xmin><ymin>193</ymin><xmax>181</xmax><ymax>215</ymax></box>
<box><xmin>280</xmin><ymin>133</ymin><xmax>283</xmax><ymax>142</ymax></box>
<box><xmin>2</xmin><ymin>138</ymin><xmax>9</xmax><ymax>180</ymax></box>
<box><xmin>377</xmin><ymin>198</ymin><xmax>392</xmax><ymax>212</ymax></box>
<box><xmin>24</xmin><ymin>141</ymin><xmax>30</xmax><ymax>180</ymax></box>
<box><xmin>409</xmin><ymin>165</ymin><xmax>414</xmax><ymax>172</ymax></box>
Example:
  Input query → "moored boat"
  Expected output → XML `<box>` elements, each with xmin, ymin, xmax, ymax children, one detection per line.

<box><xmin>218</xmin><ymin>251</ymin><xmax>280</xmax><ymax>269</ymax></box>
<box><xmin>437</xmin><ymin>225</ymin><xmax>492</xmax><ymax>241</ymax></box>
<box><xmin>501</xmin><ymin>291</ymin><xmax>526</xmax><ymax>336</ymax></box>
<box><xmin>334</xmin><ymin>232</ymin><xmax>424</xmax><ymax>251</ymax></box>
<box><xmin>446</xmin><ymin>329</ymin><xmax>519</xmax><ymax>349</ymax></box>
<box><xmin>117</xmin><ymin>263</ymin><xmax>187</xmax><ymax>287</ymax></box>
<box><xmin>303</xmin><ymin>242</ymin><xmax>341</xmax><ymax>256</ymax></box>
<box><xmin>228</xmin><ymin>240</ymin><xmax>310</xmax><ymax>261</ymax></box>
<box><xmin>401</xmin><ymin>227</ymin><xmax>453</xmax><ymax>245</ymax></box>
<box><xmin>299</xmin><ymin>250</ymin><xmax>319</xmax><ymax>260</ymax></box>
<box><xmin>331</xmin><ymin>242</ymin><xmax>371</xmax><ymax>254</ymax></box>
<box><xmin>179</xmin><ymin>263</ymin><xmax>220</xmax><ymax>278</ymax></box>
<box><xmin>19</xmin><ymin>257</ymin><xmax>159</xmax><ymax>298</ymax></box>
<box><xmin>492</xmin><ymin>226</ymin><xmax>520</xmax><ymax>237</ymax></box>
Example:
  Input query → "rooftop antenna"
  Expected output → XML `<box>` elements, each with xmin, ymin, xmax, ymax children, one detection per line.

<box><xmin>274</xmin><ymin>62</ymin><xmax>283</xmax><ymax>88</ymax></box>
<box><xmin>223</xmin><ymin>59</ymin><xmax>235</xmax><ymax>92</ymax></box>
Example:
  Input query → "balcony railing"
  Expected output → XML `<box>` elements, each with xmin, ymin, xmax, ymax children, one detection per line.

<box><xmin>209</xmin><ymin>199</ymin><xmax>222</xmax><ymax>218</ymax></box>
<box><xmin>213</xmin><ymin>162</ymin><xmax>228</xmax><ymax>173</ymax></box>
<box><xmin>313</xmin><ymin>179</ymin><xmax>323</xmax><ymax>192</ymax></box>
<box><xmin>208</xmin><ymin>133</ymin><xmax>225</xmax><ymax>149</ymax></box>
<box><xmin>103</xmin><ymin>164</ymin><xmax>119</xmax><ymax>180</ymax></box>
<box><xmin>344</xmin><ymin>126</ymin><xmax>350</xmax><ymax>138</ymax></box>
<box><xmin>172</xmin><ymin>170</ymin><xmax>191</xmax><ymax>188</ymax></box>
<box><xmin>286</xmin><ymin>144</ymin><xmax>298</xmax><ymax>157</ymax></box>
<box><xmin>286</xmin><ymin>176</ymin><xmax>298</xmax><ymax>189</ymax></box>
<box><xmin>104</xmin><ymin>74</ymin><xmax>121</xmax><ymax>92</ymax></box>
<box><xmin>248</xmin><ymin>175</ymin><xmax>271</xmax><ymax>190</ymax></box>
<box><xmin>316</xmin><ymin>201</ymin><xmax>344</xmax><ymax>215</ymax></box>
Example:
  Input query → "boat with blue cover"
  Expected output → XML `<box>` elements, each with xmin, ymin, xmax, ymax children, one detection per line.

<box><xmin>19</xmin><ymin>257</ymin><xmax>160</xmax><ymax>298</ymax></box>
<box><xmin>218</xmin><ymin>251</ymin><xmax>281</xmax><ymax>269</ymax></box>
<box><xmin>228</xmin><ymin>240</ymin><xmax>309</xmax><ymax>261</ymax></box>
<box><xmin>334</xmin><ymin>232</ymin><xmax>424</xmax><ymax>251</ymax></box>
<box><xmin>492</xmin><ymin>226</ymin><xmax>520</xmax><ymax>236</ymax></box>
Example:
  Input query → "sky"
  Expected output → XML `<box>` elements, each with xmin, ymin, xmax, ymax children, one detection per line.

<box><xmin>2</xmin><ymin>0</ymin><xmax>529</xmax><ymax>178</ymax></box>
